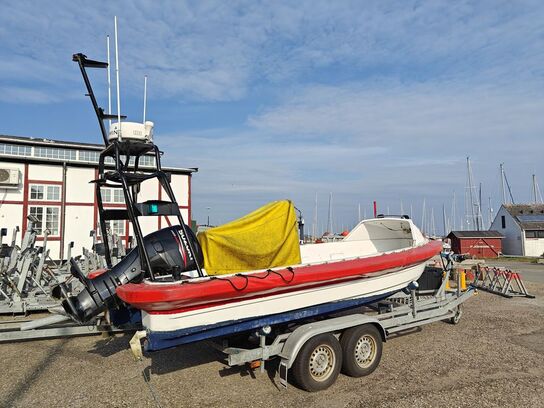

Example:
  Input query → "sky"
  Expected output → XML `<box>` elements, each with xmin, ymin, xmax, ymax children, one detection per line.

<box><xmin>1</xmin><ymin>0</ymin><xmax>543</xmax><ymax>235</ymax></box>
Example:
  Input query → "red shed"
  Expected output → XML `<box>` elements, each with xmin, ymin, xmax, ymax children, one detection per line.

<box><xmin>446</xmin><ymin>230</ymin><xmax>503</xmax><ymax>258</ymax></box>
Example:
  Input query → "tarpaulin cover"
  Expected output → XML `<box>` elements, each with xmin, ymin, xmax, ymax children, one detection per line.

<box><xmin>197</xmin><ymin>200</ymin><xmax>301</xmax><ymax>275</ymax></box>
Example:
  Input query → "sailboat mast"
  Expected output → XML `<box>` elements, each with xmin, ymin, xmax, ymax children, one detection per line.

<box><xmin>442</xmin><ymin>204</ymin><xmax>447</xmax><ymax>236</ymax></box>
<box><xmin>313</xmin><ymin>193</ymin><xmax>318</xmax><ymax>239</ymax></box>
<box><xmin>327</xmin><ymin>192</ymin><xmax>333</xmax><ymax>233</ymax></box>
<box><xmin>466</xmin><ymin>157</ymin><xmax>478</xmax><ymax>229</ymax></box>
<box><xmin>500</xmin><ymin>163</ymin><xmax>506</xmax><ymax>204</ymax></box>
<box><xmin>358</xmin><ymin>203</ymin><xmax>361</xmax><ymax>222</ymax></box>
<box><xmin>532</xmin><ymin>174</ymin><xmax>537</xmax><ymax>203</ymax></box>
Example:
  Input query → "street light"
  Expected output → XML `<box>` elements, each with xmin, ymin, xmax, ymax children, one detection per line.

<box><xmin>206</xmin><ymin>207</ymin><xmax>211</xmax><ymax>226</ymax></box>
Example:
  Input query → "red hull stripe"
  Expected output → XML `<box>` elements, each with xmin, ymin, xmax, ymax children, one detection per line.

<box><xmin>116</xmin><ymin>240</ymin><xmax>442</xmax><ymax>313</ymax></box>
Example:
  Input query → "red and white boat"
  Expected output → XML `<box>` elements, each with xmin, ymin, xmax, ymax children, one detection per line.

<box><xmin>115</xmin><ymin>217</ymin><xmax>441</xmax><ymax>350</ymax></box>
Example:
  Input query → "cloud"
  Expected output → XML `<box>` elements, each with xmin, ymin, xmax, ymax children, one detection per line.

<box><xmin>159</xmin><ymin>77</ymin><xmax>544</xmax><ymax>231</ymax></box>
<box><xmin>1</xmin><ymin>1</ymin><xmax>543</xmax><ymax>102</ymax></box>
<box><xmin>1</xmin><ymin>1</ymin><xmax>544</xmax><ymax>233</ymax></box>
<box><xmin>0</xmin><ymin>86</ymin><xmax>61</xmax><ymax>104</ymax></box>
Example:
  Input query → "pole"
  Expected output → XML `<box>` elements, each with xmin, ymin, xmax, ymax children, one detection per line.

<box><xmin>327</xmin><ymin>192</ymin><xmax>333</xmax><ymax>233</ymax></box>
<box><xmin>314</xmin><ymin>193</ymin><xmax>318</xmax><ymax>239</ymax></box>
<box><xmin>143</xmin><ymin>75</ymin><xmax>148</xmax><ymax>123</ymax></box>
<box><xmin>532</xmin><ymin>174</ymin><xmax>537</xmax><ymax>203</ymax></box>
<box><xmin>373</xmin><ymin>201</ymin><xmax>377</xmax><ymax>218</ymax></box>
<box><xmin>500</xmin><ymin>163</ymin><xmax>506</xmax><ymax>204</ymax></box>
<box><xmin>106</xmin><ymin>35</ymin><xmax>112</xmax><ymax>129</ymax></box>
<box><xmin>443</xmin><ymin>204</ymin><xmax>447</xmax><ymax>236</ymax></box>
<box><xmin>114</xmin><ymin>16</ymin><xmax>122</xmax><ymax>140</ymax></box>
<box><xmin>358</xmin><ymin>203</ymin><xmax>361</xmax><ymax>222</ymax></box>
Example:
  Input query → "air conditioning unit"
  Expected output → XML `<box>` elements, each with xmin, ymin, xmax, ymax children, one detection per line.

<box><xmin>0</xmin><ymin>168</ymin><xmax>20</xmax><ymax>189</ymax></box>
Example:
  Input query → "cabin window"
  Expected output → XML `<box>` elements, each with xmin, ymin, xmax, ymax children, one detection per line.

<box><xmin>501</xmin><ymin>216</ymin><xmax>506</xmax><ymax>229</ymax></box>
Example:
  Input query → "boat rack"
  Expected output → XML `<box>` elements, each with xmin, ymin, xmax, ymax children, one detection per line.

<box><xmin>203</xmin><ymin>251</ymin><xmax>475</xmax><ymax>390</ymax></box>
<box><xmin>0</xmin><ymin>312</ymin><xmax>139</xmax><ymax>343</ymax></box>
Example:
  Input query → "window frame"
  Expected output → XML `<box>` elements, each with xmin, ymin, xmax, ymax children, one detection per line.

<box><xmin>29</xmin><ymin>183</ymin><xmax>62</xmax><ymax>202</ymax></box>
<box><xmin>28</xmin><ymin>205</ymin><xmax>60</xmax><ymax>236</ymax></box>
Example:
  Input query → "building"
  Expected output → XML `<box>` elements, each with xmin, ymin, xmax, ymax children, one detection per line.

<box><xmin>447</xmin><ymin>230</ymin><xmax>503</xmax><ymax>258</ymax></box>
<box><xmin>0</xmin><ymin>135</ymin><xmax>196</xmax><ymax>260</ymax></box>
<box><xmin>490</xmin><ymin>204</ymin><xmax>544</xmax><ymax>257</ymax></box>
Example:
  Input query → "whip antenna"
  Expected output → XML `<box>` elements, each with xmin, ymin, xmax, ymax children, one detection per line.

<box><xmin>114</xmin><ymin>16</ymin><xmax>122</xmax><ymax>140</ymax></box>
<box><xmin>106</xmin><ymin>35</ymin><xmax>112</xmax><ymax>128</ymax></box>
<box><xmin>143</xmin><ymin>75</ymin><xmax>148</xmax><ymax>123</ymax></box>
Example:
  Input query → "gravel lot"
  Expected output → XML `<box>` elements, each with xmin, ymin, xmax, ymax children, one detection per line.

<box><xmin>1</xmin><ymin>283</ymin><xmax>543</xmax><ymax>408</ymax></box>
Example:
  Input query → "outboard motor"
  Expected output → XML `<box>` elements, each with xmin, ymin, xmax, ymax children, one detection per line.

<box><xmin>53</xmin><ymin>225</ymin><xmax>203</xmax><ymax>323</ymax></box>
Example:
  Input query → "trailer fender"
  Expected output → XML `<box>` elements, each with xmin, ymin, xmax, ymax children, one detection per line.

<box><xmin>279</xmin><ymin>314</ymin><xmax>385</xmax><ymax>369</ymax></box>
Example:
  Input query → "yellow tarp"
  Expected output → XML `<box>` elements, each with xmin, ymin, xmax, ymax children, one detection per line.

<box><xmin>197</xmin><ymin>200</ymin><xmax>301</xmax><ymax>275</ymax></box>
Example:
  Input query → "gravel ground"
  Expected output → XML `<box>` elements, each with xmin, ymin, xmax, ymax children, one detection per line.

<box><xmin>1</xmin><ymin>284</ymin><xmax>543</xmax><ymax>408</ymax></box>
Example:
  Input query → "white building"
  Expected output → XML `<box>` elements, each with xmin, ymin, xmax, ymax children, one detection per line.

<box><xmin>490</xmin><ymin>204</ymin><xmax>544</xmax><ymax>257</ymax></box>
<box><xmin>0</xmin><ymin>135</ymin><xmax>196</xmax><ymax>260</ymax></box>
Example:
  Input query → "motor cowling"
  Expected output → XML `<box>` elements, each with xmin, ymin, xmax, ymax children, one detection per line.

<box><xmin>54</xmin><ymin>225</ymin><xmax>203</xmax><ymax>322</ymax></box>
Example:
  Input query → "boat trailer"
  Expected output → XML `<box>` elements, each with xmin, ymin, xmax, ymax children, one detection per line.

<box><xmin>130</xmin><ymin>251</ymin><xmax>476</xmax><ymax>391</ymax></box>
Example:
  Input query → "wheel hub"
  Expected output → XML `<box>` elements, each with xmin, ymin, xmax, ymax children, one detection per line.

<box><xmin>309</xmin><ymin>345</ymin><xmax>335</xmax><ymax>380</ymax></box>
<box><xmin>355</xmin><ymin>335</ymin><xmax>376</xmax><ymax>368</ymax></box>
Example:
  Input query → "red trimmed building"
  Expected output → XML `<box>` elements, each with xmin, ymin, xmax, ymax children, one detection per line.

<box><xmin>446</xmin><ymin>230</ymin><xmax>503</xmax><ymax>258</ymax></box>
<box><xmin>0</xmin><ymin>134</ymin><xmax>196</xmax><ymax>259</ymax></box>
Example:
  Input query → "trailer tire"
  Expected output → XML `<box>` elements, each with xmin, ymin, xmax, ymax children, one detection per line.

<box><xmin>291</xmin><ymin>333</ymin><xmax>342</xmax><ymax>392</ymax></box>
<box><xmin>448</xmin><ymin>305</ymin><xmax>463</xmax><ymax>325</ymax></box>
<box><xmin>340</xmin><ymin>324</ymin><xmax>382</xmax><ymax>377</ymax></box>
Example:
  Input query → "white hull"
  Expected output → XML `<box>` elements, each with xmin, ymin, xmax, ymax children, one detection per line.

<box><xmin>143</xmin><ymin>261</ymin><xmax>426</xmax><ymax>332</ymax></box>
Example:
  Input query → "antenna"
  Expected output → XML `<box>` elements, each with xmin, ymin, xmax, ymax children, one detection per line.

<box><xmin>143</xmin><ymin>75</ymin><xmax>148</xmax><ymax>123</ymax></box>
<box><xmin>114</xmin><ymin>16</ymin><xmax>122</xmax><ymax>140</ymax></box>
<box><xmin>106</xmin><ymin>35</ymin><xmax>112</xmax><ymax>128</ymax></box>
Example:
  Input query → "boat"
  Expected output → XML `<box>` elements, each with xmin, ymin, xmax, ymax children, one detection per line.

<box><xmin>53</xmin><ymin>33</ymin><xmax>442</xmax><ymax>352</ymax></box>
<box><xmin>113</xmin><ymin>212</ymin><xmax>441</xmax><ymax>350</ymax></box>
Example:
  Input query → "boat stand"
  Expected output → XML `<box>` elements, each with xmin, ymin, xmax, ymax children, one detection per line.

<box><xmin>472</xmin><ymin>265</ymin><xmax>535</xmax><ymax>298</ymax></box>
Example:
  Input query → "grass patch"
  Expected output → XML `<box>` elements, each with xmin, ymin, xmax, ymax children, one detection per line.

<box><xmin>495</xmin><ymin>256</ymin><xmax>542</xmax><ymax>263</ymax></box>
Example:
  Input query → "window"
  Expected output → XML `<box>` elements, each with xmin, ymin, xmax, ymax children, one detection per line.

<box><xmin>101</xmin><ymin>188</ymin><xmax>111</xmax><ymax>203</ymax></box>
<box><xmin>34</xmin><ymin>146</ymin><xmax>76</xmax><ymax>160</ymax></box>
<box><xmin>101</xmin><ymin>187</ymin><xmax>124</xmax><ymax>203</ymax></box>
<box><xmin>501</xmin><ymin>216</ymin><xmax>506</xmax><ymax>229</ymax></box>
<box><xmin>29</xmin><ymin>207</ymin><xmax>43</xmax><ymax>234</ymax></box>
<box><xmin>525</xmin><ymin>230</ymin><xmax>544</xmax><ymax>239</ymax></box>
<box><xmin>78</xmin><ymin>150</ymin><xmax>100</xmax><ymax>162</ymax></box>
<box><xmin>0</xmin><ymin>143</ymin><xmax>32</xmax><ymax>156</ymax></box>
<box><xmin>29</xmin><ymin>206</ymin><xmax>59</xmax><ymax>235</ymax></box>
<box><xmin>110</xmin><ymin>220</ymin><xmax>125</xmax><ymax>236</ymax></box>
<box><xmin>30</xmin><ymin>185</ymin><xmax>44</xmax><ymax>200</ymax></box>
<box><xmin>128</xmin><ymin>155</ymin><xmax>155</xmax><ymax>167</ymax></box>
<box><xmin>29</xmin><ymin>184</ymin><xmax>61</xmax><ymax>201</ymax></box>
<box><xmin>45</xmin><ymin>207</ymin><xmax>60</xmax><ymax>235</ymax></box>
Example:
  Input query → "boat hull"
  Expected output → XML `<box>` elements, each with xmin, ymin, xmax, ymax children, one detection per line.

<box><xmin>143</xmin><ymin>261</ymin><xmax>426</xmax><ymax>350</ymax></box>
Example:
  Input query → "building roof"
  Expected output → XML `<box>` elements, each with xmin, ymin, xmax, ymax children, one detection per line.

<box><xmin>0</xmin><ymin>134</ymin><xmax>197</xmax><ymax>174</ymax></box>
<box><xmin>503</xmin><ymin>204</ymin><xmax>544</xmax><ymax>230</ymax></box>
<box><xmin>447</xmin><ymin>230</ymin><xmax>503</xmax><ymax>239</ymax></box>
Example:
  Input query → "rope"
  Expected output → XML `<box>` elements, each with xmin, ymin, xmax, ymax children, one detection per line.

<box><xmin>139</xmin><ymin>359</ymin><xmax>163</xmax><ymax>408</ymax></box>
<box><xmin>181</xmin><ymin>267</ymin><xmax>297</xmax><ymax>291</ymax></box>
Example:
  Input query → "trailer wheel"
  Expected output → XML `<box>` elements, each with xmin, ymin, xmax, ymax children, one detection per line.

<box><xmin>448</xmin><ymin>305</ymin><xmax>463</xmax><ymax>325</ymax></box>
<box><xmin>291</xmin><ymin>333</ymin><xmax>342</xmax><ymax>392</ymax></box>
<box><xmin>340</xmin><ymin>324</ymin><xmax>382</xmax><ymax>377</ymax></box>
